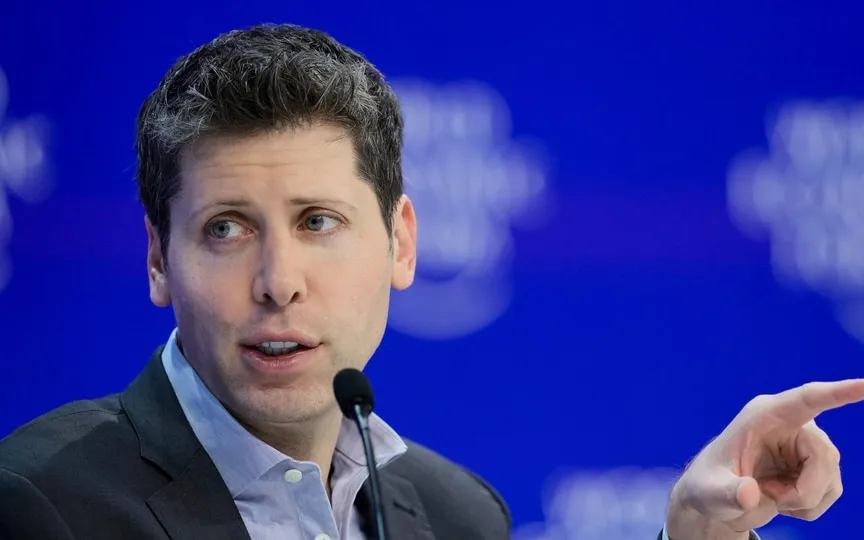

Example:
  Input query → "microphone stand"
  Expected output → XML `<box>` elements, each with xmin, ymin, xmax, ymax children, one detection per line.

<box><xmin>351</xmin><ymin>403</ymin><xmax>388</xmax><ymax>540</ymax></box>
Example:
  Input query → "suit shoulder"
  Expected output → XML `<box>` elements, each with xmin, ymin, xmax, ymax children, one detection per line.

<box><xmin>388</xmin><ymin>439</ymin><xmax>511</xmax><ymax>535</ymax></box>
<box><xmin>0</xmin><ymin>394</ymin><xmax>133</xmax><ymax>478</ymax></box>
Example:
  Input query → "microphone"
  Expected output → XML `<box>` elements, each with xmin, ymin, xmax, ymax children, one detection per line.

<box><xmin>333</xmin><ymin>368</ymin><xmax>388</xmax><ymax>540</ymax></box>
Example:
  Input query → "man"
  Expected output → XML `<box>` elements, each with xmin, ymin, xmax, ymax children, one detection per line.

<box><xmin>0</xmin><ymin>23</ymin><xmax>859</xmax><ymax>540</ymax></box>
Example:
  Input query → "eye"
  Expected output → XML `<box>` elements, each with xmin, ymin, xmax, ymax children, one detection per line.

<box><xmin>207</xmin><ymin>220</ymin><xmax>249</xmax><ymax>240</ymax></box>
<box><xmin>303</xmin><ymin>215</ymin><xmax>341</xmax><ymax>232</ymax></box>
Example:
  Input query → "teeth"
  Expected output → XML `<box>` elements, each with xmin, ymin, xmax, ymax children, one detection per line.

<box><xmin>255</xmin><ymin>341</ymin><xmax>302</xmax><ymax>356</ymax></box>
<box><xmin>260</xmin><ymin>341</ymin><xmax>299</xmax><ymax>348</ymax></box>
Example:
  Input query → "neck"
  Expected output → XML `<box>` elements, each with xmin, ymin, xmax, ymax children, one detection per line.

<box><xmin>237</xmin><ymin>407</ymin><xmax>344</xmax><ymax>497</ymax></box>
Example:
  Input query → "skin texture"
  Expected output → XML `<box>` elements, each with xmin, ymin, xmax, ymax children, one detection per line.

<box><xmin>667</xmin><ymin>379</ymin><xmax>864</xmax><ymax>539</ymax></box>
<box><xmin>145</xmin><ymin>125</ymin><xmax>417</xmax><ymax>479</ymax></box>
<box><xmin>141</xmin><ymin>123</ymin><xmax>861</xmax><ymax>537</ymax></box>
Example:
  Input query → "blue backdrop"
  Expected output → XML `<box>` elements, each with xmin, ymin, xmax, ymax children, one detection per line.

<box><xmin>2</xmin><ymin>2</ymin><xmax>863</xmax><ymax>539</ymax></box>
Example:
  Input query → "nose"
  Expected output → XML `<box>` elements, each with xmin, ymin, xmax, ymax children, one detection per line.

<box><xmin>252</xmin><ymin>235</ymin><xmax>307</xmax><ymax>307</ymax></box>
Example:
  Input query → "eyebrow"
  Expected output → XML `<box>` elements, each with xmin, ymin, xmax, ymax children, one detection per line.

<box><xmin>289</xmin><ymin>197</ymin><xmax>357</xmax><ymax>211</ymax></box>
<box><xmin>190</xmin><ymin>197</ymin><xmax>357</xmax><ymax>221</ymax></box>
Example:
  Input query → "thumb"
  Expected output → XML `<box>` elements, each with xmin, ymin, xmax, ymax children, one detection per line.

<box><xmin>681</xmin><ymin>467</ymin><xmax>760</xmax><ymax>521</ymax></box>
<box><xmin>733</xmin><ymin>476</ymin><xmax>761</xmax><ymax>512</ymax></box>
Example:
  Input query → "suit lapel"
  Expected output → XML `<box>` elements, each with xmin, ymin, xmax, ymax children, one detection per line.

<box><xmin>122</xmin><ymin>348</ymin><xmax>436</xmax><ymax>540</ymax></box>
<box><xmin>121</xmin><ymin>348</ymin><xmax>250</xmax><ymax>540</ymax></box>
<box><xmin>357</xmin><ymin>470</ymin><xmax>436</xmax><ymax>540</ymax></box>
<box><xmin>147</xmin><ymin>447</ymin><xmax>251</xmax><ymax>540</ymax></box>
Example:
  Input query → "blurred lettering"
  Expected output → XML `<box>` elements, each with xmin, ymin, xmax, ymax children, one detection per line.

<box><xmin>513</xmin><ymin>468</ymin><xmax>803</xmax><ymax>540</ymax></box>
<box><xmin>728</xmin><ymin>100</ymin><xmax>864</xmax><ymax>342</ymax></box>
<box><xmin>387</xmin><ymin>79</ymin><xmax>552</xmax><ymax>339</ymax></box>
<box><xmin>0</xmin><ymin>66</ymin><xmax>54</xmax><ymax>294</ymax></box>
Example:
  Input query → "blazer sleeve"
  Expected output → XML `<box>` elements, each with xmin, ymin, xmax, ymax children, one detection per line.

<box><xmin>0</xmin><ymin>467</ymin><xmax>76</xmax><ymax>540</ymax></box>
<box><xmin>657</xmin><ymin>529</ymin><xmax>761</xmax><ymax>540</ymax></box>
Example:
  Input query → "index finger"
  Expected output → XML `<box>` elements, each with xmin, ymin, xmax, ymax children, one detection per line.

<box><xmin>771</xmin><ymin>379</ymin><xmax>864</xmax><ymax>426</ymax></box>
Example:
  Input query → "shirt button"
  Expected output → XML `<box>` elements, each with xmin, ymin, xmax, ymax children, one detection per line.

<box><xmin>283</xmin><ymin>469</ymin><xmax>303</xmax><ymax>483</ymax></box>
<box><xmin>314</xmin><ymin>535</ymin><xmax>331</xmax><ymax>540</ymax></box>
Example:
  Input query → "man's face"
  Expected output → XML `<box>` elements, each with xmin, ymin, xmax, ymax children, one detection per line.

<box><xmin>145</xmin><ymin>125</ymin><xmax>417</xmax><ymax>428</ymax></box>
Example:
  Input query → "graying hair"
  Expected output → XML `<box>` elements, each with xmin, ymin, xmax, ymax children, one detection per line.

<box><xmin>135</xmin><ymin>23</ymin><xmax>404</xmax><ymax>256</ymax></box>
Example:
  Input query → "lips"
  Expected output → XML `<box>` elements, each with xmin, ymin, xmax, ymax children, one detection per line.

<box><xmin>241</xmin><ymin>343</ymin><xmax>315</xmax><ymax>358</ymax></box>
<box><xmin>253</xmin><ymin>341</ymin><xmax>308</xmax><ymax>356</ymax></box>
<box><xmin>240</xmin><ymin>342</ymin><xmax>319</xmax><ymax>375</ymax></box>
<box><xmin>240</xmin><ymin>331</ymin><xmax>319</xmax><ymax>350</ymax></box>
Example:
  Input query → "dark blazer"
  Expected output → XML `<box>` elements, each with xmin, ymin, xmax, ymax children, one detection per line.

<box><xmin>0</xmin><ymin>348</ymin><xmax>511</xmax><ymax>540</ymax></box>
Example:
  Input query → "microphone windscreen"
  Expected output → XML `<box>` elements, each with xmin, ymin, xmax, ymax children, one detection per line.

<box><xmin>333</xmin><ymin>368</ymin><xmax>375</xmax><ymax>418</ymax></box>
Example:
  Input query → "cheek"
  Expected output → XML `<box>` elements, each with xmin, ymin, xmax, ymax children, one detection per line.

<box><xmin>347</xmin><ymin>261</ymin><xmax>393</xmax><ymax>326</ymax></box>
<box><xmin>310</xmin><ymin>251</ymin><xmax>390</xmax><ymax>326</ymax></box>
<box><xmin>169</xmin><ymin>256</ymin><xmax>246</xmax><ymax>329</ymax></box>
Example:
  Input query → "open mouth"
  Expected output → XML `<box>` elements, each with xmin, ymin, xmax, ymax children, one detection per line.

<box><xmin>246</xmin><ymin>341</ymin><xmax>313</xmax><ymax>357</ymax></box>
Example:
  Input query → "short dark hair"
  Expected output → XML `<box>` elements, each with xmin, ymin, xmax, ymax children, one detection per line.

<box><xmin>135</xmin><ymin>23</ymin><xmax>404</xmax><ymax>256</ymax></box>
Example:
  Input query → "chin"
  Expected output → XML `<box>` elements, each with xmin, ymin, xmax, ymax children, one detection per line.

<box><xmin>233</xmin><ymin>383</ymin><xmax>336</xmax><ymax>425</ymax></box>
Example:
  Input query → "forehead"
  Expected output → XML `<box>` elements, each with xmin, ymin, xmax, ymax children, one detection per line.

<box><xmin>176</xmin><ymin>125</ymin><xmax>367</xmax><ymax>205</ymax></box>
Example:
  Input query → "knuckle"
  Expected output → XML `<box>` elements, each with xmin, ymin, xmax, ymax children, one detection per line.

<box><xmin>797</xmin><ymin>508</ymin><xmax>824</xmax><ymax>522</ymax></box>
<box><xmin>802</xmin><ymin>424</ymin><xmax>840</xmax><ymax>463</ymax></box>
<box><xmin>799</xmin><ymin>382</ymin><xmax>825</xmax><ymax>408</ymax></box>
<box><xmin>810</xmin><ymin>436</ymin><xmax>843</xmax><ymax>464</ymax></box>
<box><xmin>800</xmin><ymin>381</ymin><xmax>821</xmax><ymax>393</ymax></box>
<box><xmin>802</xmin><ymin>492</ymin><xmax>823</xmax><ymax>509</ymax></box>
<box><xmin>827</xmin><ymin>447</ymin><xmax>842</xmax><ymax>466</ymax></box>
<box><xmin>788</xmin><ymin>504</ymin><xmax>826</xmax><ymax>521</ymax></box>
<box><xmin>785</xmin><ymin>490</ymin><xmax>819</xmax><ymax>511</ymax></box>
<box><xmin>746</xmin><ymin>393</ymin><xmax>772</xmax><ymax>410</ymax></box>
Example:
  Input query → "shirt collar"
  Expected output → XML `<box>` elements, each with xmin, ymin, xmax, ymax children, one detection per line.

<box><xmin>160</xmin><ymin>328</ymin><xmax>407</xmax><ymax>498</ymax></box>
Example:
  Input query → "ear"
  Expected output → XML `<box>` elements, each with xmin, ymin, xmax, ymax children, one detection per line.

<box><xmin>145</xmin><ymin>216</ymin><xmax>171</xmax><ymax>307</ymax></box>
<box><xmin>391</xmin><ymin>195</ymin><xmax>417</xmax><ymax>291</ymax></box>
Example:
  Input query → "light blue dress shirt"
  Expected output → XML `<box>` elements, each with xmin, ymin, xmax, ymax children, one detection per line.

<box><xmin>161</xmin><ymin>328</ymin><xmax>407</xmax><ymax>540</ymax></box>
<box><xmin>663</xmin><ymin>525</ymin><xmax>760</xmax><ymax>540</ymax></box>
<box><xmin>162</xmin><ymin>328</ymin><xmax>757</xmax><ymax>540</ymax></box>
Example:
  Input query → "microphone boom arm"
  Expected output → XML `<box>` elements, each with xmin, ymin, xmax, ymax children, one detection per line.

<box><xmin>351</xmin><ymin>403</ymin><xmax>389</xmax><ymax>540</ymax></box>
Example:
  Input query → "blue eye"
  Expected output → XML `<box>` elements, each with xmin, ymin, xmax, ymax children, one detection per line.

<box><xmin>207</xmin><ymin>220</ymin><xmax>246</xmax><ymax>239</ymax></box>
<box><xmin>304</xmin><ymin>215</ymin><xmax>340</xmax><ymax>232</ymax></box>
